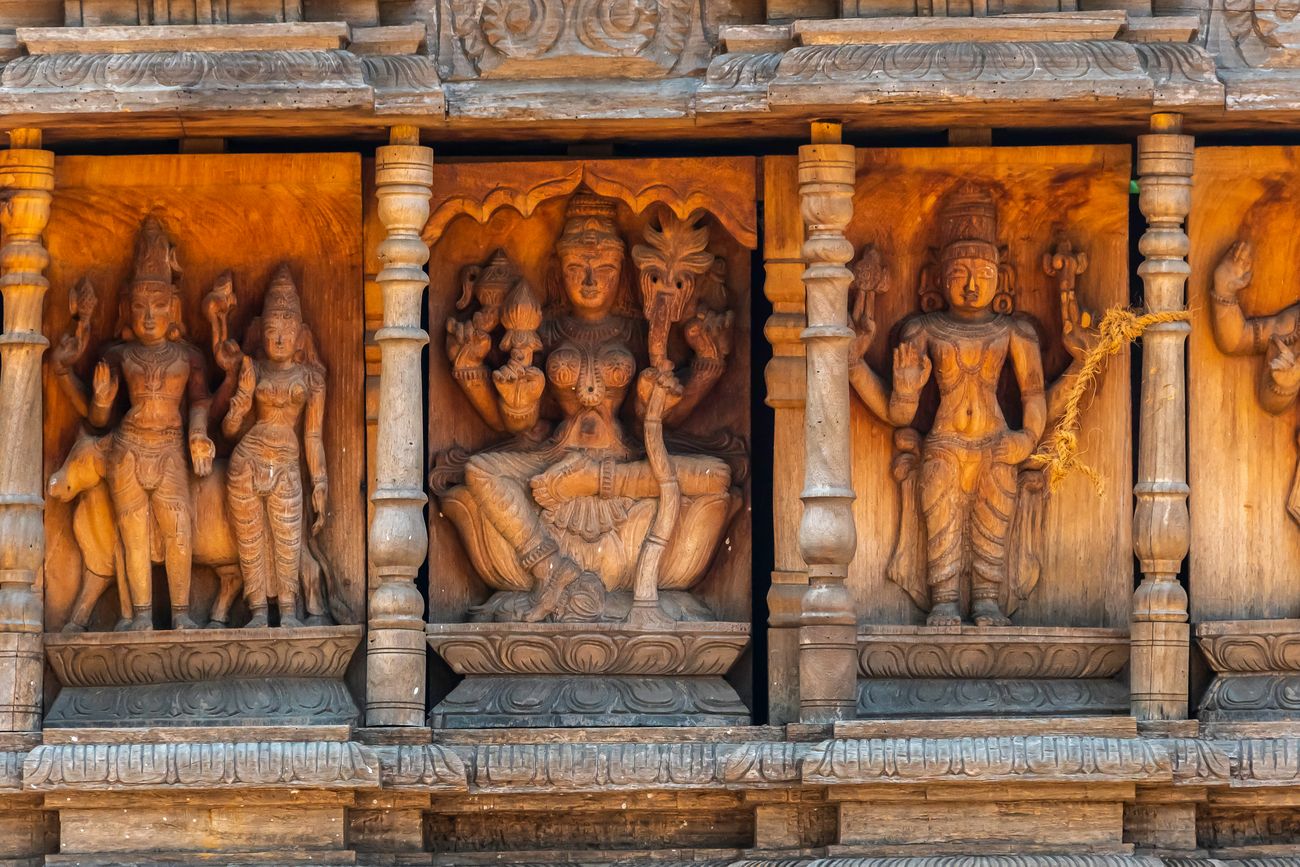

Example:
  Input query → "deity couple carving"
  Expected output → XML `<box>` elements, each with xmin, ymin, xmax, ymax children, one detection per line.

<box><xmin>48</xmin><ymin>216</ymin><xmax>331</xmax><ymax>632</ymax></box>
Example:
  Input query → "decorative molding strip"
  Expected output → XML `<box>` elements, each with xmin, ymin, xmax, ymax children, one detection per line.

<box><xmin>1220</xmin><ymin>737</ymin><xmax>1300</xmax><ymax>786</ymax></box>
<box><xmin>45</xmin><ymin>626</ymin><xmax>362</xmax><ymax>687</ymax></box>
<box><xmin>429</xmin><ymin>674</ymin><xmax>751</xmax><ymax>729</ymax></box>
<box><xmin>464</xmin><ymin>741</ymin><xmax>805</xmax><ymax>792</ymax></box>
<box><xmin>805</xmin><ymin>858</ymin><xmax>1167</xmax><ymax>866</ymax></box>
<box><xmin>0</xmin><ymin>751</ymin><xmax>22</xmax><ymax>792</ymax></box>
<box><xmin>4</xmin><ymin>49</ymin><xmax>366</xmax><ymax>91</ymax></box>
<box><xmin>1155</xmin><ymin>737</ymin><xmax>1233</xmax><ymax>784</ymax></box>
<box><xmin>802</xmin><ymin>736</ymin><xmax>1171</xmax><ymax>785</ymax></box>
<box><xmin>23</xmin><ymin>741</ymin><xmax>380</xmax><ymax>792</ymax></box>
<box><xmin>856</xmin><ymin>626</ymin><xmax>1128</xmax><ymax>679</ymax></box>
<box><xmin>1134</xmin><ymin>42</ymin><xmax>1225</xmax><ymax>106</ymax></box>
<box><xmin>374</xmin><ymin>744</ymin><xmax>470</xmax><ymax>791</ymax></box>
<box><xmin>359</xmin><ymin>54</ymin><xmax>446</xmax><ymax>115</ymax></box>
<box><xmin>1197</xmin><ymin>618</ymin><xmax>1300</xmax><ymax>674</ymax></box>
<box><xmin>857</xmin><ymin>678</ymin><xmax>1129</xmax><ymax>717</ymax></box>
<box><xmin>426</xmin><ymin>622</ymin><xmax>750</xmax><ymax>677</ymax></box>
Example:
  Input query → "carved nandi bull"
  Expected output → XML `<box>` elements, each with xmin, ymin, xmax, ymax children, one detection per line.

<box><xmin>48</xmin><ymin>430</ymin><xmax>331</xmax><ymax>631</ymax></box>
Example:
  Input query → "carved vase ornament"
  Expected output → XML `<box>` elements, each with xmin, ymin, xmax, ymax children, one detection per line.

<box><xmin>434</xmin><ymin>189</ymin><xmax>741</xmax><ymax>626</ymax></box>
<box><xmin>849</xmin><ymin>183</ymin><xmax>1103</xmax><ymax>627</ymax></box>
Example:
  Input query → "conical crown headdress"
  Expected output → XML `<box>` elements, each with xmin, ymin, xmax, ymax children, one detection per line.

<box><xmin>131</xmin><ymin>216</ymin><xmax>181</xmax><ymax>292</ymax></box>
<box><xmin>557</xmin><ymin>188</ymin><xmax>624</xmax><ymax>255</ymax></box>
<box><xmin>263</xmin><ymin>264</ymin><xmax>302</xmax><ymax>319</ymax></box>
<box><xmin>938</xmin><ymin>183</ymin><xmax>999</xmax><ymax>263</ymax></box>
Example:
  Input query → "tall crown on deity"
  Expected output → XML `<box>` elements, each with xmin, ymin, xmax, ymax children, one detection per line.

<box><xmin>264</xmin><ymin>264</ymin><xmax>302</xmax><ymax>320</ymax></box>
<box><xmin>938</xmin><ymin>182</ymin><xmax>999</xmax><ymax>265</ymax></box>
<box><xmin>130</xmin><ymin>216</ymin><xmax>181</xmax><ymax>296</ymax></box>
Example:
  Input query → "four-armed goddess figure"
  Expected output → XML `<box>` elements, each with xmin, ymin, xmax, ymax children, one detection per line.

<box><xmin>849</xmin><ymin>184</ymin><xmax>1100</xmax><ymax>626</ymax></box>
<box><xmin>434</xmin><ymin>190</ymin><xmax>742</xmax><ymax>623</ymax></box>
<box><xmin>50</xmin><ymin>217</ymin><xmax>215</xmax><ymax>631</ymax></box>
<box><xmin>1210</xmin><ymin>239</ymin><xmax>1300</xmax><ymax>523</ymax></box>
<box><xmin>205</xmin><ymin>266</ymin><xmax>329</xmax><ymax>628</ymax></box>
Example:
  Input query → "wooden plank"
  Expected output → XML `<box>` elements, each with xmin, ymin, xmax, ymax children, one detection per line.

<box><xmin>17</xmin><ymin>22</ymin><xmax>349</xmax><ymax>54</ymax></box>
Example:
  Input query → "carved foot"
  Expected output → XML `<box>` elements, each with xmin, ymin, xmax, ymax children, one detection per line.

<box><xmin>61</xmin><ymin>622</ymin><xmax>87</xmax><ymax>634</ymax></box>
<box><xmin>246</xmin><ymin>610</ymin><xmax>269</xmax><ymax>629</ymax></box>
<box><xmin>305</xmin><ymin>614</ymin><xmax>332</xmax><ymax>627</ymax></box>
<box><xmin>523</xmin><ymin>561</ymin><xmax>584</xmax><ymax>623</ymax></box>
<box><xmin>172</xmin><ymin>611</ymin><xmax>201</xmax><ymax>631</ymax></box>
<box><xmin>205</xmin><ymin>619</ymin><xmax>228</xmax><ymax>630</ymax></box>
<box><xmin>112</xmin><ymin>617</ymin><xmax>132</xmax><ymax>632</ymax></box>
<box><xmin>126</xmin><ymin>612</ymin><xmax>153</xmax><ymax>632</ymax></box>
<box><xmin>926</xmin><ymin>602</ymin><xmax>961</xmax><ymax>627</ymax></box>
<box><xmin>280</xmin><ymin>613</ymin><xmax>304</xmax><ymax>628</ymax></box>
<box><xmin>972</xmin><ymin>598</ymin><xmax>1011</xmax><ymax>627</ymax></box>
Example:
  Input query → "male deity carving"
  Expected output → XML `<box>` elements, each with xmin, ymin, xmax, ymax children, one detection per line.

<box><xmin>1210</xmin><ymin>240</ymin><xmax>1300</xmax><ymax>523</ymax></box>
<box><xmin>49</xmin><ymin>217</ymin><xmax>214</xmax><ymax>631</ymax></box>
<box><xmin>204</xmin><ymin>265</ymin><xmax>329</xmax><ymax>628</ymax></box>
<box><xmin>433</xmin><ymin>190</ymin><xmax>742</xmax><ymax>623</ymax></box>
<box><xmin>849</xmin><ymin>184</ymin><xmax>1100</xmax><ymax>626</ymax></box>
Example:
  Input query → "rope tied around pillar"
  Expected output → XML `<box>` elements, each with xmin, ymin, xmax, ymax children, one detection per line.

<box><xmin>1034</xmin><ymin>305</ymin><xmax>1192</xmax><ymax>493</ymax></box>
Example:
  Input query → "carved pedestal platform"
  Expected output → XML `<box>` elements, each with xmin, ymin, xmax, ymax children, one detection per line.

<box><xmin>856</xmin><ymin>625</ymin><xmax>1130</xmax><ymax>717</ymax></box>
<box><xmin>43</xmin><ymin>626</ymin><xmax>362</xmax><ymax>727</ymax></box>
<box><xmin>426</xmin><ymin>622</ymin><xmax>751</xmax><ymax>728</ymax></box>
<box><xmin>1197</xmin><ymin>619</ymin><xmax>1300</xmax><ymax>725</ymax></box>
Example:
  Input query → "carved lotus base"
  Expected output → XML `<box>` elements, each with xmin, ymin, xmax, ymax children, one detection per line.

<box><xmin>426</xmin><ymin>621</ymin><xmax>750</xmax><ymax>727</ymax></box>
<box><xmin>856</xmin><ymin>625</ymin><xmax>1130</xmax><ymax>717</ymax></box>
<box><xmin>43</xmin><ymin>625</ymin><xmax>362</xmax><ymax>728</ymax></box>
<box><xmin>1197</xmin><ymin>618</ymin><xmax>1300</xmax><ymax>722</ymax></box>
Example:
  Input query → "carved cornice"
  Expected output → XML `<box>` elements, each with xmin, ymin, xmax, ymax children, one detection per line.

<box><xmin>0</xmin><ymin>49</ymin><xmax>446</xmax><ymax>116</ymax></box>
<box><xmin>423</xmin><ymin>159</ymin><xmax>759</xmax><ymax>249</ymax></box>
<box><xmin>857</xmin><ymin>626</ymin><xmax>1128</xmax><ymax>679</ymax></box>
<box><xmin>23</xmin><ymin>741</ymin><xmax>380</xmax><ymax>792</ymax></box>
<box><xmin>802</xmin><ymin>736</ymin><xmax>1171</xmax><ymax>785</ymax></box>
<box><xmin>1156</xmin><ymin>737</ymin><xmax>1233</xmax><ymax>785</ymax></box>
<box><xmin>426</xmin><ymin>622</ymin><xmax>750</xmax><ymax>676</ymax></box>
<box><xmin>45</xmin><ymin>625</ymin><xmax>363</xmax><ymax>687</ymax></box>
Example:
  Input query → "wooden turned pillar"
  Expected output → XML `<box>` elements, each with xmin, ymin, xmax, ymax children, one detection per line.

<box><xmin>367</xmin><ymin>126</ymin><xmax>433</xmax><ymax>727</ymax></box>
<box><xmin>1132</xmin><ymin>113</ymin><xmax>1192</xmax><ymax>721</ymax></box>
<box><xmin>0</xmin><ymin>129</ymin><xmax>53</xmax><ymax>732</ymax></box>
<box><xmin>797</xmin><ymin>122</ymin><xmax>859</xmax><ymax>724</ymax></box>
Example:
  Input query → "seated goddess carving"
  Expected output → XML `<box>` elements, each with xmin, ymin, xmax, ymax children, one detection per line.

<box><xmin>433</xmin><ymin>191</ymin><xmax>742</xmax><ymax>623</ymax></box>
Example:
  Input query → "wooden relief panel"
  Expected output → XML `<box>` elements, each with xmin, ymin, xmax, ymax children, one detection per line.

<box><xmin>1188</xmin><ymin>147</ymin><xmax>1300</xmax><ymax>622</ymax></box>
<box><xmin>42</xmin><ymin>154</ymin><xmax>365</xmax><ymax>635</ymax></box>
<box><xmin>424</xmin><ymin>157</ymin><xmax>756</xmax><ymax>726</ymax></box>
<box><xmin>774</xmin><ymin>146</ymin><xmax>1132</xmax><ymax>630</ymax></box>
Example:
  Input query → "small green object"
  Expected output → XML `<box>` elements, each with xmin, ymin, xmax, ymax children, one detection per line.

<box><xmin>1129</xmin><ymin>180</ymin><xmax>1139</xmax><ymax>195</ymax></box>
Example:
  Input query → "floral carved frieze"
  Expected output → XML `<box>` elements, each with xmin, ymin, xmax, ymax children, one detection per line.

<box><xmin>438</xmin><ymin>0</ymin><xmax>709</xmax><ymax>80</ymax></box>
<box><xmin>23</xmin><ymin>741</ymin><xmax>380</xmax><ymax>792</ymax></box>
<box><xmin>45</xmin><ymin>626</ymin><xmax>362</xmax><ymax>687</ymax></box>
<box><xmin>426</xmin><ymin>622</ymin><xmax>749</xmax><ymax>676</ymax></box>
<box><xmin>857</xmin><ymin>626</ymin><xmax>1129</xmax><ymax>680</ymax></box>
<box><xmin>802</xmin><ymin>736</ymin><xmax>1172</xmax><ymax>785</ymax></box>
<box><xmin>373</xmin><ymin>744</ymin><xmax>470</xmax><ymax>791</ymax></box>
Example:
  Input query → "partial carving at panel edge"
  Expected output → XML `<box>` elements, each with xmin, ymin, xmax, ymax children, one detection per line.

<box><xmin>849</xmin><ymin>182</ymin><xmax>1105</xmax><ymax>628</ymax></box>
<box><xmin>46</xmin><ymin>216</ymin><xmax>346</xmax><ymax>633</ymax></box>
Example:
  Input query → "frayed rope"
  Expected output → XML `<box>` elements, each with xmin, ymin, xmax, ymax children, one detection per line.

<box><xmin>1033</xmin><ymin>306</ymin><xmax>1191</xmax><ymax>493</ymax></box>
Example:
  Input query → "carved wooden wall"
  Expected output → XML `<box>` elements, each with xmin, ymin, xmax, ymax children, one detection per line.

<box><xmin>41</xmin><ymin>154</ymin><xmax>366</xmax><ymax>634</ymax></box>
<box><xmin>773</xmin><ymin>146</ymin><xmax>1133</xmax><ymax>631</ymax></box>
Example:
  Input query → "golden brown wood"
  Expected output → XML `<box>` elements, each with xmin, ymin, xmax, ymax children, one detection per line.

<box><xmin>42</xmin><ymin>154</ymin><xmax>365</xmax><ymax>634</ymax></box>
<box><xmin>0</xmin><ymin>129</ymin><xmax>54</xmax><ymax>732</ymax></box>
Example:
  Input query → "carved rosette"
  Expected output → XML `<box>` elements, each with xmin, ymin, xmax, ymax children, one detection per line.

<box><xmin>441</xmin><ymin>0</ymin><xmax>703</xmax><ymax>79</ymax></box>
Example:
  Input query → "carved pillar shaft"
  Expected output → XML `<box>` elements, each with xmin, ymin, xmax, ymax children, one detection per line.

<box><xmin>797</xmin><ymin>124</ymin><xmax>859</xmax><ymax>724</ymax></box>
<box><xmin>0</xmin><ymin>129</ymin><xmax>54</xmax><ymax>732</ymax></box>
<box><xmin>367</xmin><ymin>127</ymin><xmax>433</xmax><ymax>727</ymax></box>
<box><xmin>1132</xmin><ymin>113</ymin><xmax>1192</xmax><ymax>721</ymax></box>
